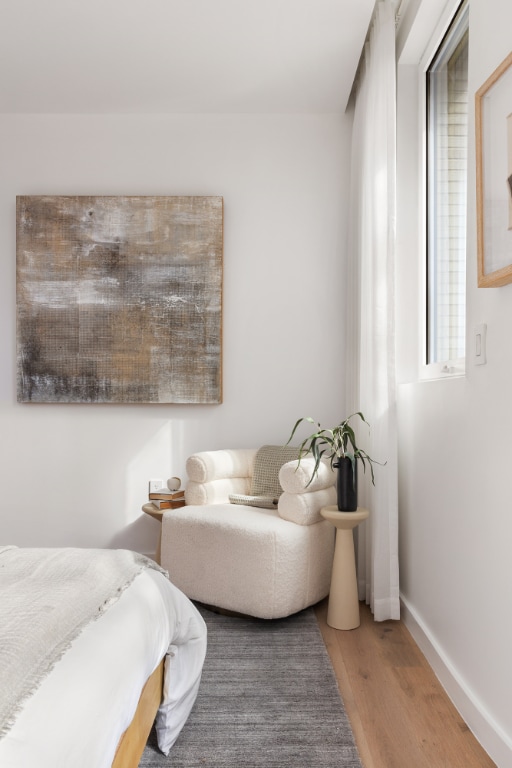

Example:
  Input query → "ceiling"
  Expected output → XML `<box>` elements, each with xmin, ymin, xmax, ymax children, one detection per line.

<box><xmin>1</xmin><ymin>0</ymin><xmax>376</xmax><ymax>114</ymax></box>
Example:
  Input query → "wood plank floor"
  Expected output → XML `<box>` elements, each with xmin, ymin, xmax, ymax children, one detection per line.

<box><xmin>315</xmin><ymin>599</ymin><xmax>497</xmax><ymax>768</ymax></box>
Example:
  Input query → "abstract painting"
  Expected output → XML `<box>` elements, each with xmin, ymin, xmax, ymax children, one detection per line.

<box><xmin>16</xmin><ymin>195</ymin><xmax>223</xmax><ymax>403</ymax></box>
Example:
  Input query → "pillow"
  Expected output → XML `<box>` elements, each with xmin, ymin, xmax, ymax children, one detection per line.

<box><xmin>187</xmin><ymin>478</ymin><xmax>250</xmax><ymax>505</ymax></box>
<box><xmin>278</xmin><ymin>486</ymin><xmax>337</xmax><ymax>525</ymax></box>
<box><xmin>226</xmin><ymin>446</ymin><xmax>300</xmax><ymax>509</ymax></box>
<box><xmin>229</xmin><ymin>493</ymin><xmax>279</xmax><ymax>510</ymax></box>
<box><xmin>249</xmin><ymin>445</ymin><xmax>301</xmax><ymax>498</ymax></box>
<box><xmin>279</xmin><ymin>457</ymin><xmax>336</xmax><ymax>494</ymax></box>
<box><xmin>186</xmin><ymin>449</ymin><xmax>257</xmax><ymax>483</ymax></box>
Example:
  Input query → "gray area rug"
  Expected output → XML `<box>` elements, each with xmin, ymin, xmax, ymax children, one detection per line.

<box><xmin>140</xmin><ymin>604</ymin><xmax>362</xmax><ymax>767</ymax></box>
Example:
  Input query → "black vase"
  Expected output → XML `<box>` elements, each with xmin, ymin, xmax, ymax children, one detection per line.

<box><xmin>334</xmin><ymin>457</ymin><xmax>358</xmax><ymax>511</ymax></box>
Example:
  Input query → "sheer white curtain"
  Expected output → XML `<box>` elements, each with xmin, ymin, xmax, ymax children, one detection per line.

<box><xmin>346</xmin><ymin>0</ymin><xmax>400</xmax><ymax>621</ymax></box>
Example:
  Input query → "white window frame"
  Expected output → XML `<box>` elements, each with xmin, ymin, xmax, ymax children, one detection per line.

<box><xmin>418</xmin><ymin>0</ymin><xmax>468</xmax><ymax>381</ymax></box>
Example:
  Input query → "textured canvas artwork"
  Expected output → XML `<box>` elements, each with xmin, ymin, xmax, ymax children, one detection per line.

<box><xmin>16</xmin><ymin>195</ymin><xmax>223</xmax><ymax>403</ymax></box>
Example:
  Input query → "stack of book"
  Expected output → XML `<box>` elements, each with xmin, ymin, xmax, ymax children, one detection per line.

<box><xmin>148</xmin><ymin>489</ymin><xmax>186</xmax><ymax>509</ymax></box>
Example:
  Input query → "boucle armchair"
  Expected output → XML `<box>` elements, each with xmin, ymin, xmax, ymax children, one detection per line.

<box><xmin>160</xmin><ymin>446</ymin><xmax>337</xmax><ymax>619</ymax></box>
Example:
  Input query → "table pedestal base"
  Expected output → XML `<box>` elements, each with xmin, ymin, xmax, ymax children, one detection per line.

<box><xmin>321</xmin><ymin>506</ymin><xmax>369</xmax><ymax>630</ymax></box>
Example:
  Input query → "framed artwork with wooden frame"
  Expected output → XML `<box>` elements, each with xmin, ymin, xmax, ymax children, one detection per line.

<box><xmin>476</xmin><ymin>51</ymin><xmax>512</xmax><ymax>287</ymax></box>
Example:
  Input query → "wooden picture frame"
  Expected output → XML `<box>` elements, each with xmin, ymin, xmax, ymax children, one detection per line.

<box><xmin>476</xmin><ymin>51</ymin><xmax>512</xmax><ymax>287</ymax></box>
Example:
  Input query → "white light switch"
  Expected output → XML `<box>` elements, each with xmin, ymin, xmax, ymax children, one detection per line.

<box><xmin>474</xmin><ymin>323</ymin><xmax>487</xmax><ymax>365</ymax></box>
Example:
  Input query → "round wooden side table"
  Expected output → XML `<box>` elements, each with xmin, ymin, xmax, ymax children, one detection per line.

<box><xmin>320</xmin><ymin>505</ymin><xmax>369</xmax><ymax>630</ymax></box>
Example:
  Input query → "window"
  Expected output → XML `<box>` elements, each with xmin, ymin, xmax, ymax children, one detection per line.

<box><xmin>426</xmin><ymin>0</ymin><xmax>469</xmax><ymax>369</ymax></box>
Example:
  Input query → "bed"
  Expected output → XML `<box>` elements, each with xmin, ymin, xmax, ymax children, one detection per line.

<box><xmin>0</xmin><ymin>545</ymin><xmax>207</xmax><ymax>768</ymax></box>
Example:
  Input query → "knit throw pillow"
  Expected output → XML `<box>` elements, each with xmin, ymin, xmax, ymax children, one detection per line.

<box><xmin>251</xmin><ymin>444</ymin><xmax>300</xmax><ymax>494</ymax></box>
<box><xmin>228</xmin><ymin>445</ymin><xmax>300</xmax><ymax>509</ymax></box>
<box><xmin>252</xmin><ymin>444</ymin><xmax>301</xmax><ymax>498</ymax></box>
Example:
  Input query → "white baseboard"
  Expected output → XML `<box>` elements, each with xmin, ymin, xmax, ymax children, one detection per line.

<box><xmin>400</xmin><ymin>595</ymin><xmax>512</xmax><ymax>768</ymax></box>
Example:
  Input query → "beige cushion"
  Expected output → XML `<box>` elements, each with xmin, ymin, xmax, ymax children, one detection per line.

<box><xmin>249</xmin><ymin>445</ymin><xmax>300</xmax><ymax>498</ymax></box>
<box><xmin>227</xmin><ymin>446</ymin><xmax>301</xmax><ymax>509</ymax></box>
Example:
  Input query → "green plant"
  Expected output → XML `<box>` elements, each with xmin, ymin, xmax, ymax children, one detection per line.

<box><xmin>286</xmin><ymin>412</ymin><xmax>382</xmax><ymax>487</ymax></box>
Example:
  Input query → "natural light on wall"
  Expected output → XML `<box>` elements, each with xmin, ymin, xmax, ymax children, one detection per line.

<box><xmin>426</xmin><ymin>0</ymin><xmax>469</xmax><ymax>369</ymax></box>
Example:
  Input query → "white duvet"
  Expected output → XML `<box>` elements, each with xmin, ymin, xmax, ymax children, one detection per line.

<box><xmin>0</xmin><ymin>568</ymin><xmax>207</xmax><ymax>767</ymax></box>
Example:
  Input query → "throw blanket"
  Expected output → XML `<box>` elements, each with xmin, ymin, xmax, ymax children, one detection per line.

<box><xmin>0</xmin><ymin>545</ymin><xmax>166</xmax><ymax>740</ymax></box>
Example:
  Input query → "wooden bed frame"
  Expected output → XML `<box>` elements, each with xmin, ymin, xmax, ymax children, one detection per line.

<box><xmin>112</xmin><ymin>657</ymin><xmax>165</xmax><ymax>768</ymax></box>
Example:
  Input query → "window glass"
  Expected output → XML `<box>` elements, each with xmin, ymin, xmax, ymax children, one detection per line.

<box><xmin>426</xmin><ymin>0</ymin><xmax>469</xmax><ymax>366</ymax></box>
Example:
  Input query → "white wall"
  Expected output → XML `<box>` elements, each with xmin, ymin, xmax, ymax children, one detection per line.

<box><xmin>0</xmin><ymin>113</ymin><xmax>351</xmax><ymax>555</ymax></box>
<box><xmin>396</xmin><ymin>0</ymin><xmax>512</xmax><ymax>764</ymax></box>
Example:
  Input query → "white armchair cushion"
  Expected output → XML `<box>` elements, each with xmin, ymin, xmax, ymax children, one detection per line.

<box><xmin>278</xmin><ymin>486</ymin><xmax>337</xmax><ymax>525</ymax></box>
<box><xmin>186</xmin><ymin>449</ymin><xmax>257</xmax><ymax>484</ymax></box>
<box><xmin>186</xmin><ymin>477</ymin><xmax>251</xmax><ymax>506</ymax></box>
<box><xmin>279</xmin><ymin>457</ymin><xmax>336</xmax><ymax>494</ymax></box>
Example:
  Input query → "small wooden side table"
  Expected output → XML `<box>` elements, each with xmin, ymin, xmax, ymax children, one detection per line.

<box><xmin>320</xmin><ymin>505</ymin><xmax>369</xmax><ymax>630</ymax></box>
<box><xmin>142</xmin><ymin>502</ymin><xmax>164</xmax><ymax>564</ymax></box>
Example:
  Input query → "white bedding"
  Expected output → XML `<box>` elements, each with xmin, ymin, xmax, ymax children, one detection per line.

<box><xmin>0</xmin><ymin>567</ymin><xmax>207</xmax><ymax>767</ymax></box>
